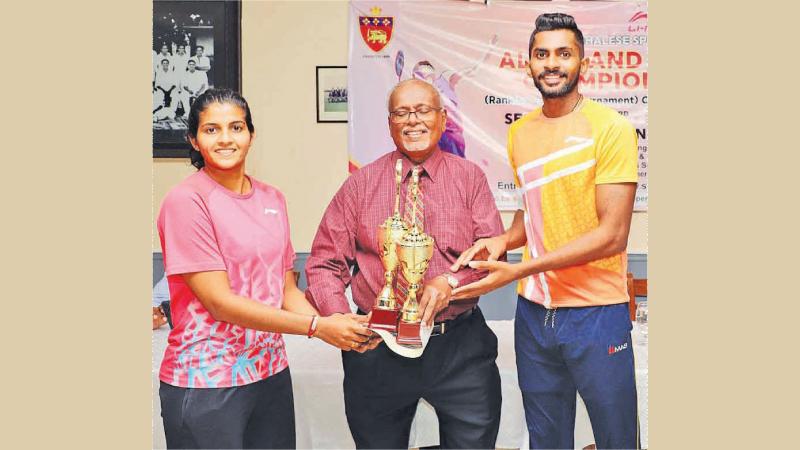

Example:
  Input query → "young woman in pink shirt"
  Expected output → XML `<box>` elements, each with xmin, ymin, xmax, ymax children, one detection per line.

<box><xmin>156</xmin><ymin>88</ymin><xmax>374</xmax><ymax>449</ymax></box>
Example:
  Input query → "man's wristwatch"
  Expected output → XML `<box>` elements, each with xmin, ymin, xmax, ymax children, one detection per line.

<box><xmin>440</xmin><ymin>272</ymin><xmax>459</xmax><ymax>289</ymax></box>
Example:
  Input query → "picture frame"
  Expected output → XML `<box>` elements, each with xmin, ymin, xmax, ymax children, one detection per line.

<box><xmin>153</xmin><ymin>0</ymin><xmax>241</xmax><ymax>158</ymax></box>
<box><xmin>316</xmin><ymin>66</ymin><xmax>348</xmax><ymax>123</ymax></box>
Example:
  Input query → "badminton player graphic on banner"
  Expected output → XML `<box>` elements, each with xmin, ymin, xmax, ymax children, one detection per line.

<box><xmin>348</xmin><ymin>1</ymin><xmax>648</xmax><ymax>211</ymax></box>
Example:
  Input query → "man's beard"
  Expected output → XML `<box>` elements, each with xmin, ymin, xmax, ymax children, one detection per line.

<box><xmin>533</xmin><ymin>70</ymin><xmax>580</xmax><ymax>99</ymax></box>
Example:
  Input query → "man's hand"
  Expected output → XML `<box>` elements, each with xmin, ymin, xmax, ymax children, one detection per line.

<box><xmin>152</xmin><ymin>306</ymin><xmax>167</xmax><ymax>330</ymax></box>
<box><xmin>451</xmin><ymin>260</ymin><xmax>522</xmax><ymax>300</ymax></box>
<box><xmin>450</xmin><ymin>235</ymin><xmax>508</xmax><ymax>272</ymax></box>
<box><xmin>357</xmin><ymin>333</ymin><xmax>383</xmax><ymax>352</ymax></box>
<box><xmin>418</xmin><ymin>276</ymin><xmax>452</xmax><ymax>326</ymax></box>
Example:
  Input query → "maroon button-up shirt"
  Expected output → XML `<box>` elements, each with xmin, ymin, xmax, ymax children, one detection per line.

<box><xmin>306</xmin><ymin>149</ymin><xmax>504</xmax><ymax>321</ymax></box>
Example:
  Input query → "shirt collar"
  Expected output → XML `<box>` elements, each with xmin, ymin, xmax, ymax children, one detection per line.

<box><xmin>393</xmin><ymin>149</ymin><xmax>443</xmax><ymax>184</ymax></box>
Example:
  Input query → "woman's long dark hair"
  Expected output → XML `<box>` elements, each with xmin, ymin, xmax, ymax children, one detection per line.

<box><xmin>186</xmin><ymin>88</ymin><xmax>255</xmax><ymax>170</ymax></box>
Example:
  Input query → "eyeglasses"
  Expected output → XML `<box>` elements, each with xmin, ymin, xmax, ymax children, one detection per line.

<box><xmin>389</xmin><ymin>106</ymin><xmax>443</xmax><ymax>123</ymax></box>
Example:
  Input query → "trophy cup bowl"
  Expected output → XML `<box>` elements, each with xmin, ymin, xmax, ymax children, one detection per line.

<box><xmin>369</xmin><ymin>217</ymin><xmax>408</xmax><ymax>332</ymax></box>
<box><xmin>396</xmin><ymin>228</ymin><xmax>434</xmax><ymax>346</ymax></box>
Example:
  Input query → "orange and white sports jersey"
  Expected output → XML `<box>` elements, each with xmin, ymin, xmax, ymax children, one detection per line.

<box><xmin>507</xmin><ymin>98</ymin><xmax>638</xmax><ymax>308</ymax></box>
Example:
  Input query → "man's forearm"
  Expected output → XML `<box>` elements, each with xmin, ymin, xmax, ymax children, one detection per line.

<box><xmin>448</xmin><ymin>242</ymin><xmax>507</xmax><ymax>289</ymax></box>
<box><xmin>304</xmin><ymin>251</ymin><xmax>354</xmax><ymax>316</ymax></box>
<box><xmin>305</xmin><ymin>288</ymin><xmax>351</xmax><ymax>316</ymax></box>
<box><xmin>449</xmin><ymin>267</ymin><xmax>482</xmax><ymax>290</ymax></box>
<box><xmin>305</xmin><ymin>177</ymin><xmax>361</xmax><ymax>316</ymax></box>
<box><xmin>504</xmin><ymin>209</ymin><xmax>528</xmax><ymax>251</ymax></box>
<box><xmin>517</xmin><ymin>224</ymin><xmax>625</xmax><ymax>278</ymax></box>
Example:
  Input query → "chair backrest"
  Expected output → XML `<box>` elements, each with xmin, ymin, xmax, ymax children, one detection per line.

<box><xmin>627</xmin><ymin>272</ymin><xmax>648</xmax><ymax>320</ymax></box>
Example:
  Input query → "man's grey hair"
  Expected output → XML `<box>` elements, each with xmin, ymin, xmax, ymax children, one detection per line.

<box><xmin>386</xmin><ymin>79</ymin><xmax>443</xmax><ymax>112</ymax></box>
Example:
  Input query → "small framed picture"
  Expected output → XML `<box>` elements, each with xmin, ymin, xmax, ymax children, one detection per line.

<box><xmin>316</xmin><ymin>66</ymin><xmax>348</xmax><ymax>123</ymax></box>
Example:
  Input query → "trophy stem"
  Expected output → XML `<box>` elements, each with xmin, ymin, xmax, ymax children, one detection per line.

<box><xmin>401</xmin><ymin>284</ymin><xmax>420</xmax><ymax>323</ymax></box>
<box><xmin>398</xmin><ymin>282</ymin><xmax>422</xmax><ymax>346</ymax></box>
<box><xmin>371</xmin><ymin>270</ymin><xmax>400</xmax><ymax>332</ymax></box>
<box><xmin>376</xmin><ymin>271</ymin><xmax>396</xmax><ymax>310</ymax></box>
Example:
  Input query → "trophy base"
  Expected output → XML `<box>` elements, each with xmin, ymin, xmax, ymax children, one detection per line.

<box><xmin>396</xmin><ymin>320</ymin><xmax>422</xmax><ymax>347</ymax></box>
<box><xmin>369</xmin><ymin>307</ymin><xmax>399</xmax><ymax>333</ymax></box>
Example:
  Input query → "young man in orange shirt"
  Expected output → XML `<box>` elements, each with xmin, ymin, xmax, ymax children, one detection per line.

<box><xmin>452</xmin><ymin>13</ymin><xmax>640</xmax><ymax>449</ymax></box>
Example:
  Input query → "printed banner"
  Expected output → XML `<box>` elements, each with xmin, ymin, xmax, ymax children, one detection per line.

<box><xmin>348</xmin><ymin>1</ymin><xmax>648</xmax><ymax>211</ymax></box>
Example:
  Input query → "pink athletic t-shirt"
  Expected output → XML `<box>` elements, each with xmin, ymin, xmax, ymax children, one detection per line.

<box><xmin>157</xmin><ymin>169</ymin><xmax>295</xmax><ymax>388</ymax></box>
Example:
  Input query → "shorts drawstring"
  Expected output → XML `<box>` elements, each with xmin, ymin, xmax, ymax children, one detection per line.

<box><xmin>544</xmin><ymin>307</ymin><xmax>557</xmax><ymax>328</ymax></box>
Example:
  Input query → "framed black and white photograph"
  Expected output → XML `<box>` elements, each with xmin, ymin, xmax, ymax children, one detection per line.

<box><xmin>153</xmin><ymin>0</ymin><xmax>241</xmax><ymax>157</ymax></box>
<box><xmin>316</xmin><ymin>66</ymin><xmax>348</xmax><ymax>123</ymax></box>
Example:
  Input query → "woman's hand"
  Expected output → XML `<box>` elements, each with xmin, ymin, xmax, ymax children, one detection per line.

<box><xmin>315</xmin><ymin>313</ymin><xmax>375</xmax><ymax>352</ymax></box>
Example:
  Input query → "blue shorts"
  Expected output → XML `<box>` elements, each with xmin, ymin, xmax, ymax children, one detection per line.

<box><xmin>515</xmin><ymin>297</ymin><xmax>640</xmax><ymax>449</ymax></box>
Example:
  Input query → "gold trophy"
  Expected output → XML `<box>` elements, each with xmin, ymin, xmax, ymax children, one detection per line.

<box><xmin>369</xmin><ymin>159</ymin><xmax>408</xmax><ymax>332</ymax></box>
<box><xmin>396</xmin><ymin>168</ymin><xmax>434</xmax><ymax>347</ymax></box>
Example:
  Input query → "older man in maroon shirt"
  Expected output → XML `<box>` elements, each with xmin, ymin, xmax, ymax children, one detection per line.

<box><xmin>306</xmin><ymin>79</ymin><xmax>504</xmax><ymax>449</ymax></box>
